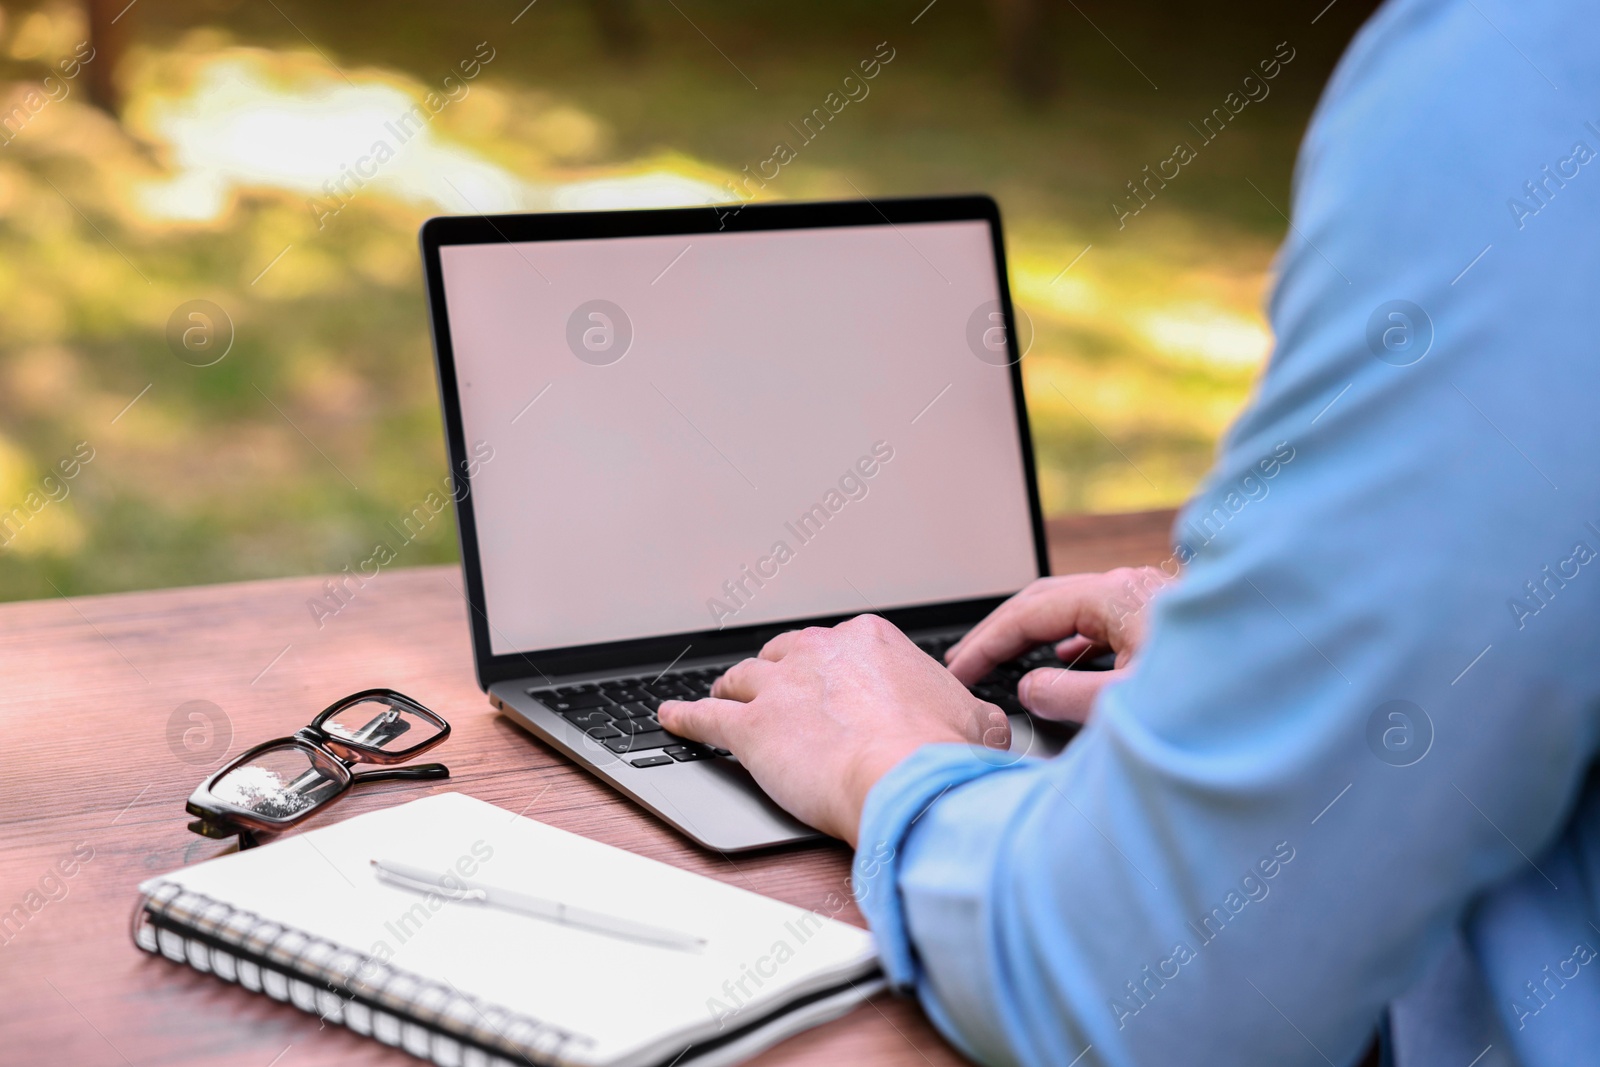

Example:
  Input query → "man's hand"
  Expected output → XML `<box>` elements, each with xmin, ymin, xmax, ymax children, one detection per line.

<box><xmin>658</xmin><ymin>568</ymin><xmax>1173</xmax><ymax>843</ymax></box>
<box><xmin>657</xmin><ymin>615</ymin><xmax>1008</xmax><ymax>845</ymax></box>
<box><xmin>944</xmin><ymin>566</ymin><xmax>1170</xmax><ymax>723</ymax></box>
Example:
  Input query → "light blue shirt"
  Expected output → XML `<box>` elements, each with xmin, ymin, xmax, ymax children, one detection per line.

<box><xmin>852</xmin><ymin>2</ymin><xmax>1600</xmax><ymax>1064</ymax></box>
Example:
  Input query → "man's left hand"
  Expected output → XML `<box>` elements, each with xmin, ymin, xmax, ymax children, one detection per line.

<box><xmin>657</xmin><ymin>615</ymin><xmax>1008</xmax><ymax>844</ymax></box>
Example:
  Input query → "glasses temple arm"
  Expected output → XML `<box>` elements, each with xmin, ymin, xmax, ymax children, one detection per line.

<box><xmin>350</xmin><ymin>762</ymin><xmax>450</xmax><ymax>785</ymax></box>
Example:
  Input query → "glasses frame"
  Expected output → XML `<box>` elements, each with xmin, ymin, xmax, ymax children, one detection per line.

<box><xmin>185</xmin><ymin>689</ymin><xmax>451</xmax><ymax>847</ymax></box>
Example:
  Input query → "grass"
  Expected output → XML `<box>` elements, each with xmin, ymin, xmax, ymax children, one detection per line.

<box><xmin>0</xmin><ymin>0</ymin><xmax>1377</xmax><ymax>601</ymax></box>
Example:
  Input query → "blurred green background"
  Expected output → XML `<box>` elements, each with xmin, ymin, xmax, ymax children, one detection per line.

<box><xmin>0</xmin><ymin>0</ymin><xmax>1377</xmax><ymax>602</ymax></box>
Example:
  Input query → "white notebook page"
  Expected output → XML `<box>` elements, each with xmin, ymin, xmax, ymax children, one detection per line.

<box><xmin>143</xmin><ymin>792</ymin><xmax>878</xmax><ymax>1066</ymax></box>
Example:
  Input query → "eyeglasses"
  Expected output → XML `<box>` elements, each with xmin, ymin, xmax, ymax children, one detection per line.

<box><xmin>186</xmin><ymin>689</ymin><xmax>451</xmax><ymax>850</ymax></box>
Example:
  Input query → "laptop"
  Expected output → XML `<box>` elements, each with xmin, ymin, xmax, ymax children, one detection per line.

<box><xmin>420</xmin><ymin>195</ymin><xmax>1084</xmax><ymax>852</ymax></box>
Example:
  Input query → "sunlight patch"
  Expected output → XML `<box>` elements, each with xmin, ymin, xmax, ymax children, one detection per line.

<box><xmin>134</xmin><ymin>52</ymin><xmax>731</xmax><ymax>224</ymax></box>
<box><xmin>135</xmin><ymin>55</ymin><xmax>521</xmax><ymax>222</ymax></box>
<box><xmin>1133</xmin><ymin>305</ymin><xmax>1271</xmax><ymax>369</ymax></box>
<box><xmin>551</xmin><ymin>172</ymin><xmax>730</xmax><ymax>211</ymax></box>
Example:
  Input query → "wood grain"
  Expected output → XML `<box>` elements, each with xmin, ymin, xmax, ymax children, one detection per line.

<box><xmin>0</xmin><ymin>509</ymin><xmax>1173</xmax><ymax>1067</ymax></box>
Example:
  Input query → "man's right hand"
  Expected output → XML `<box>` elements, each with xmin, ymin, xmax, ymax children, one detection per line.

<box><xmin>943</xmin><ymin>566</ymin><xmax>1173</xmax><ymax>724</ymax></box>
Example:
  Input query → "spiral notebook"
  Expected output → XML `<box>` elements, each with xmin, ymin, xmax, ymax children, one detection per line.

<box><xmin>133</xmin><ymin>792</ymin><xmax>883</xmax><ymax>1067</ymax></box>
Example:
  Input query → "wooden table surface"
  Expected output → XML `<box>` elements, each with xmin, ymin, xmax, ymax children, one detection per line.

<box><xmin>0</xmin><ymin>509</ymin><xmax>1173</xmax><ymax>1067</ymax></box>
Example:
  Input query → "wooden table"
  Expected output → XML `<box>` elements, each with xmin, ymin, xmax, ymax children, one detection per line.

<box><xmin>0</xmin><ymin>510</ymin><xmax>1173</xmax><ymax>1067</ymax></box>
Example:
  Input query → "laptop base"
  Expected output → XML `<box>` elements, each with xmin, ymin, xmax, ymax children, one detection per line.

<box><xmin>488</xmin><ymin>630</ymin><xmax>1085</xmax><ymax>852</ymax></box>
<box><xmin>490</xmin><ymin>683</ymin><xmax>824</xmax><ymax>853</ymax></box>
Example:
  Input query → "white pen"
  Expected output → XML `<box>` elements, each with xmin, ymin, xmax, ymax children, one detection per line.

<box><xmin>369</xmin><ymin>859</ymin><xmax>706</xmax><ymax>953</ymax></box>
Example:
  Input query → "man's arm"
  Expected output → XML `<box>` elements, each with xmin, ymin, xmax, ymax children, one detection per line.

<box><xmin>670</xmin><ymin>2</ymin><xmax>1600</xmax><ymax>1061</ymax></box>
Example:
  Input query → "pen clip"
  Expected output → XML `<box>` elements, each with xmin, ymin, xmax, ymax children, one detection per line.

<box><xmin>371</xmin><ymin>861</ymin><xmax>487</xmax><ymax>903</ymax></box>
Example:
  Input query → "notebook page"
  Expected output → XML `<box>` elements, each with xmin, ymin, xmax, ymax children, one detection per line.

<box><xmin>143</xmin><ymin>793</ymin><xmax>877</xmax><ymax>1066</ymax></box>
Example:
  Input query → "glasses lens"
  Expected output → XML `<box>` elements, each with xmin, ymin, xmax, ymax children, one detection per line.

<box><xmin>210</xmin><ymin>743</ymin><xmax>345</xmax><ymax>822</ymax></box>
<box><xmin>321</xmin><ymin>698</ymin><xmax>443</xmax><ymax>753</ymax></box>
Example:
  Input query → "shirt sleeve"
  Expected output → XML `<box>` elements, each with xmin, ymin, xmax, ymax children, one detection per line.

<box><xmin>852</xmin><ymin>4</ymin><xmax>1600</xmax><ymax>1065</ymax></box>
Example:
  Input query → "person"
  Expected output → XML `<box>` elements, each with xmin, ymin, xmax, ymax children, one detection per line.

<box><xmin>660</xmin><ymin>1</ymin><xmax>1600</xmax><ymax>1063</ymax></box>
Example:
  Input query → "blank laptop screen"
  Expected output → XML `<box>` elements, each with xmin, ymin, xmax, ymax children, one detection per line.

<box><xmin>438</xmin><ymin>219</ymin><xmax>1040</xmax><ymax>655</ymax></box>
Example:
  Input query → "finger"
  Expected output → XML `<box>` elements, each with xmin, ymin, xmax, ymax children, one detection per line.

<box><xmin>944</xmin><ymin>575</ymin><xmax>1095</xmax><ymax>664</ymax></box>
<box><xmin>947</xmin><ymin>593</ymin><xmax>1093</xmax><ymax>685</ymax></box>
<box><xmin>758</xmin><ymin>627</ymin><xmax>817</xmax><ymax>662</ymax></box>
<box><xmin>656</xmin><ymin>697</ymin><xmax>746</xmax><ymax>749</ymax></box>
<box><xmin>944</xmin><ymin>585</ymin><xmax>1040</xmax><ymax>663</ymax></box>
<box><xmin>1054</xmin><ymin>635</ymin><xmax>1098</xmax><ymax>662</ymax></box>
<box><xmin>711</xmin><ymin>657</ymin><xmax>773</xmax><ymax>701</ymax></box>
<box><xmin>1016</xmin><ymin>667</ymin><xmax>1126</xmax><ymax>723</ymax></box>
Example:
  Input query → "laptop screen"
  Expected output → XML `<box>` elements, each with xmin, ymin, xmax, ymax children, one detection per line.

<box><xmin>438</xmin><ymin>218</ymin><xmax>1040</xmax><ymax>655</ymax></box>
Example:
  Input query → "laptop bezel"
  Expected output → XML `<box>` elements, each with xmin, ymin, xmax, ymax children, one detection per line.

<box><xmin>420</xmin><ymin>194</ymin><xmax>1051</xmax><ymax>689</ymax></box>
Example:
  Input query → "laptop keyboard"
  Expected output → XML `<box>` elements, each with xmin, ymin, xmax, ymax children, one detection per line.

<box><xmin>530</xmin><ymin>637</ymin><xmax>1104</xmax><ymax>768</ymax></box>
<box><xmin>529</xmin><ymin>668</ymin><xmax>728</xmax><ymax>767</ymax></box>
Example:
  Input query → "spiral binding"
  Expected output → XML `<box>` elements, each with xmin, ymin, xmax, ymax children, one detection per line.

<box><xmin>132</xmin><ymin>880</ymin><xmax>593</xmax><ymax>1067</ymax></box>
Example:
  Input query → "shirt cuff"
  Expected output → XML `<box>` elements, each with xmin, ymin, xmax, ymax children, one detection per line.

<box><xmin>852</xmin><ymin>743</ymin><xmax>1032</xmax><ymax>989</ymax></box>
